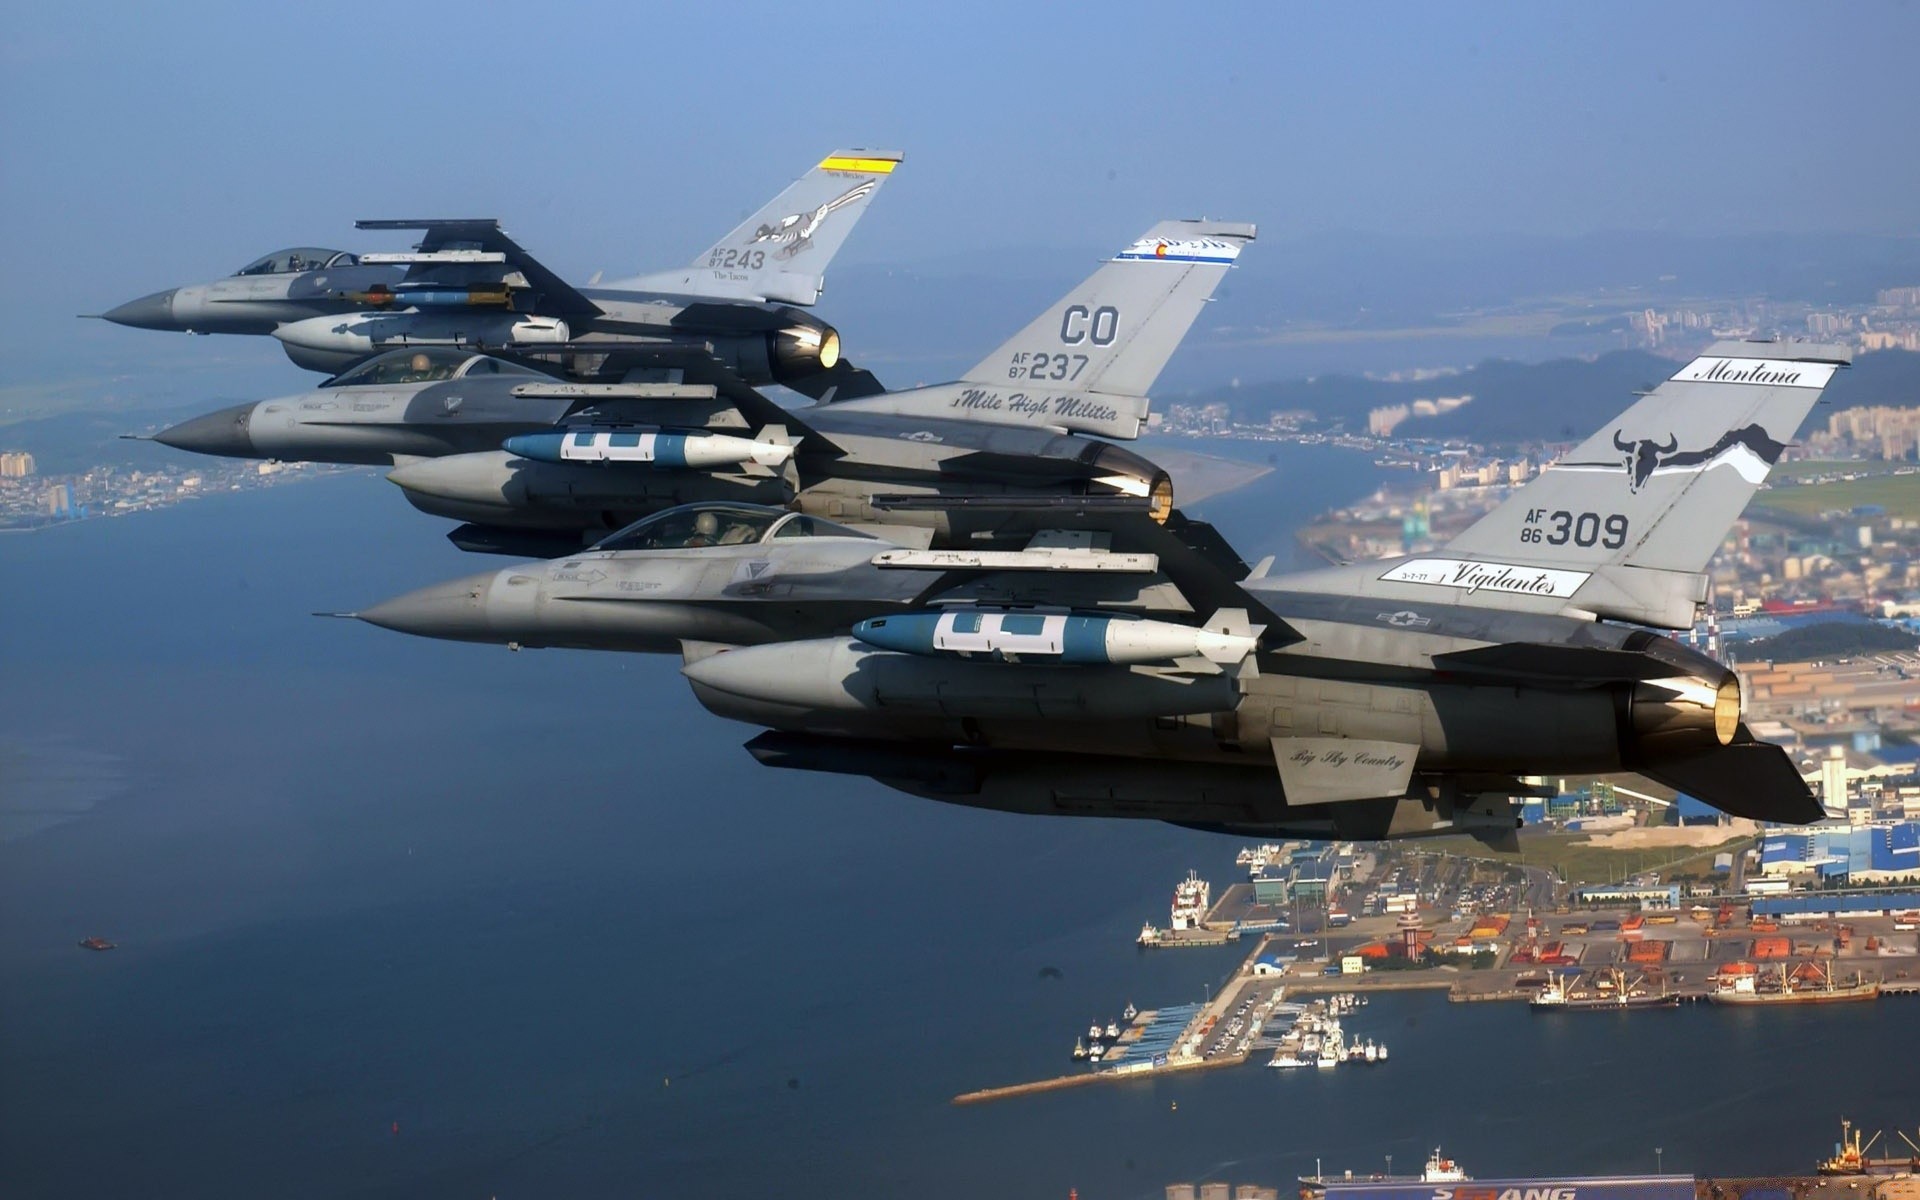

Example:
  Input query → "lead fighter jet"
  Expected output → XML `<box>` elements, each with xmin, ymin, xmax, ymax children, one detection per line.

<box><xmin>347</xmin><ymin>341</ymin><xmax>1850</xmax><ymax>842</ymax></box>
<box><xmin>95</xmin><ymin>150</ymin><xmax>901</xmax><ymax>392</ymax></box>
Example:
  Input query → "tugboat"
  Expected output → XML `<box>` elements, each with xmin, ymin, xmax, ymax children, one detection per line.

<box><xmin>78</xmin><ymin>936</ymin><xmax>116</xmax><ymax>951</ymax></box>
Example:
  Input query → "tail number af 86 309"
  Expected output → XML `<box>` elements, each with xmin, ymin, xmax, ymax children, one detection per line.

<box><xmin>1520</xmin><ymin>509</ymin><xmax>1628</xmax><ymax>549</ymax></box>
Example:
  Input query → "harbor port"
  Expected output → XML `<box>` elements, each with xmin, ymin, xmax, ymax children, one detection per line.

<box><xmin>956</xmin><ymin>853</ymin><xmax>1918</xmax><ymax>1105</ymax></box>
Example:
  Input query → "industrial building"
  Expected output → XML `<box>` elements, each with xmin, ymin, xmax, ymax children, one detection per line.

<box><xmin>1759</xmin><ymin>820</ymin><xmax>1920</xmax><ymax>883</ymax></box>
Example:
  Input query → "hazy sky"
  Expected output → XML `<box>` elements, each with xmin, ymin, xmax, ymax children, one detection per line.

<box><xmin>3</xmin><ymin>1</ymin><xmax>1917</xmax><ymax>352</ymax></box>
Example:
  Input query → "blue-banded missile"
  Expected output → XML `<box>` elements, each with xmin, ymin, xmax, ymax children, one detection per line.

<box><xmin>503</xmin><ymin>429</ymin><xmax>795</xmax><ymax>470</ymax></box>
<box><xmin>341</xmin><ymin>286</ymin><xmax>514</xmax><ymax>308</ymax></box>
<box><xmin>850</xmin><ymin>610</ymin><xmax>1257</xmax><ymax>666</ymax></box>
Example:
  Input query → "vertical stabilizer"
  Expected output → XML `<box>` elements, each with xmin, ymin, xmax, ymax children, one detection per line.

<box><xmin>613</xmin><ymin>150</ymin><xmax>903</xmax><ymax>306</ymax></box>
<box><xmin>1445</xmin><ymin>341</ymin><xmax>1851</xmax><ymax>574</ymax></box>
<box><xmin>960</xmin><ymin>220</ymin><xmax>1254</xmax><ymax>397</ymax></box>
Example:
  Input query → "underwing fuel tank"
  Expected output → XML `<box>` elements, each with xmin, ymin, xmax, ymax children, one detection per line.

<box><xmin>502</xmin><ymin>430</ymin><xmax>794</xmax><ymax>471</ymax></box>
<box><xmin>386</xmin><ymin>450</ymin><xmax>785</xmax><ymax>529</ymax></box>
<box><xmin>681</xmin><ymin>637</ymin><xmax>1237</xmax><ymax>730</ymax></box>
<box><xmin>851</xmin><ymin>610</ymin><xmax>1253</xmax><ymax>666</ymax></box>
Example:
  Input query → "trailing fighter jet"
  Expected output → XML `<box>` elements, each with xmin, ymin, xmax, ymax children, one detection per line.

<box><xmin>381</xmin><ymin>219</ymin><xmax>1254</xmax><ymax>550</ymax></box>
<box><xmin>94</xmin><ymin>150</ymin><xmax>901</xmax><ymax>390</ymax></box>
<box><xmin>345</xmin><ymin>340</ymin><xmax>1848</xmax><ymax>842</ymax></box>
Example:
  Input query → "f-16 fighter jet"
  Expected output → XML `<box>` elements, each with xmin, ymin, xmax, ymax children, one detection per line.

<box><xmin>346</xmin><ymin>341</ymin><xmax>1848</xmax><ymax>843</ymax></box>
<box><xmin>380</xmin><ymin>219</ymin><xmax>1253</xmax><ymax>549</ymax></box>
<box><xmin>95</xmin><ymin>150</ymin><xmax>900</xmax><ymax>390</ymax></box>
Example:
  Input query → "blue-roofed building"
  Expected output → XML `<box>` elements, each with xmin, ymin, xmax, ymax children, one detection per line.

<box><xmin>1751</xmin><ymin>890</ymin><xmax>1920</xmax><ymax>921</ymax></box>
<box><xmin>1761</xmin><ymin>832</ymin><xmax>1813</xmax><ymax>872</ymax></box>
<box><xmin>1870</xmin><ymin>822</ymin><xmax>1920</xmax><ymax>876</ymax></box>
<box><xmin>1761</xmin><ymin>820</ymin><xmax>1920</xmax><ymax>882</ymax></box>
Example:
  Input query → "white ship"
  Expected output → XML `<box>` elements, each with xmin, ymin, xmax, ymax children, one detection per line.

<box><xmin>1269</xmin><ymin>1049</ymin><xmax>1308</xmax><ymax>1068</ymax></box>
<box><xmin>1170</xmin><ymin>870</ymin><xmax>1212</xmax><ymax>931</ymax></box>
<box><xmin>1422</xmin><ymin>1148</ymin><xmax>1468</xmax><ymax>1182</ymax></box>
<box><xmin>1105</xmin><ymin>1021</ymin><xmax>1120</xmax><ymax>1039</ymax></box>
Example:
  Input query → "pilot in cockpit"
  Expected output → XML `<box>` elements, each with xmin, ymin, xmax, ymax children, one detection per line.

<box><xmin>685</xmin><ymin>511</ymin><xmax>722</xmax><ymax>547</ymax></box>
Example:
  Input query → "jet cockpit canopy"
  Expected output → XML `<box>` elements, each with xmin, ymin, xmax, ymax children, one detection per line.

<box><xmin>321</xmin><ymin>349</ymin><xmax>545</xmax><ymax>388</ymax></box>
<box><xmin>233</xmin><ymin>248</ymin><xmax>358</xmax><ymax>276</ymax></box>
<box><xmin>593</xmin><ymin>503</ymin><xmax>872</xmax><ymax>552</ymax></box>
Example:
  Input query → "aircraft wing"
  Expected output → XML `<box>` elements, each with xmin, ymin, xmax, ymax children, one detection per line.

<box><xmin>504</xmin><ymin>341</ymin><xmax>845</xmax><ymax>457</ymax></box>
<box><xmin>356</xmin><ymin>219</ymin><xmax>602</xmax><ymax>317</ymax></box>
<box><xmin>866</xmin><ymin>498</ymin><xmax>1299</xmax><ymax>647</ymax></box>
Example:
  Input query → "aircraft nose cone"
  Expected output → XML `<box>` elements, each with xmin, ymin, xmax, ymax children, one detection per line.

<box><xmin>357</xmin><ymin>572</ymin><xmax>500</xmax><ymax>643</ymax></box>
<box><xmin>152</xmin><ymin>404</ymin><xmax>256</xmax><ymax>458</ymax></box>
<box><xmin>102</xmin><ymin>288</ymin><xmax>179</xmax><ymax>331</ymax></box>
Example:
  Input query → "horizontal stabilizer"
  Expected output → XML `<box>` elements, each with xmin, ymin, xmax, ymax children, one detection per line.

<box><xmin>1634</xmin><ymin>727</ymin><xmax>1823</xmax><ymax>824</ymax></box>
<box><xmin>784</xmin><ymin>359</ymin><xmax>889</xmax><ymax>403</ymax></box>
<box><xmin>1433</xmin><ymin>643</ymin><xmax>1683</xmax><ymax>682</ymax></box>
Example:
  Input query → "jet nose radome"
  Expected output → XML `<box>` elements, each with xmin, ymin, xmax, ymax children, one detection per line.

<box><xmin>153</xmin><ymin>404</ymin><xmax>257</xmax><ymax>458</ymax></box>
<box><xmin>356</xmin><ymin>572</ymin><xmax>500</xmax><ymax>643</ymax></box>
<box><xmin>102</xmin><ymin>288</ymin><xmax>179</xmax><ymax>331</ymax></box>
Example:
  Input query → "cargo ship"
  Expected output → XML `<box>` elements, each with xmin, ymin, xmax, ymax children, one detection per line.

<box><xmin>1300</xmin><ymin>1147</ymin><xmax>1695</xmax><ymax>1200</ymax></box>
<box><xmin>1530</xmin><ymin>968</ymin><xmax>1679</xmax><ymax>1012</ymax></box>
<box><xmin>78</xmin><ymin>936</ymin><xmax>116</xmax><ymax>951</ymax></box>
<box><xmin>1711</xmin><ymin>961</ymin><xmax>1880</xmax><ymax>1005</ymax></box>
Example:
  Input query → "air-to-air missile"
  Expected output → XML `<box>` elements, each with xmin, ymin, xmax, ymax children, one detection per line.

<box><xmin>97</xmin><ymin>150</ymin><xmax>898</xmax><ymax>387</ymax></box>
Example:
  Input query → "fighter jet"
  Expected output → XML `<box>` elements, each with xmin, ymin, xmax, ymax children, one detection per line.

<box><xmin>344</xmin><ymin>500</ymin><xmax>1247</xmax><ymax>656</ymax></box>
<box><xmin>346</xmin><ymin>340</ymin><xmax>1849</xmax><ymax>842</ymax></box>
<box><xmin>380</xmin><ymin>219</ymin><xmax>1254</xmax><ymax>550</ymax></box>
<box><xmin>96</xmin><ymin>150</ymin><xmax>901</xmax><ymax>390</ymax></box>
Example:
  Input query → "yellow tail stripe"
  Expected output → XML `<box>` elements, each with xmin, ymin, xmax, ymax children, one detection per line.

<box><xmin>818</xmin><ymin>156</ymin><xmax>898</xmax><ymax>174</ymax></box>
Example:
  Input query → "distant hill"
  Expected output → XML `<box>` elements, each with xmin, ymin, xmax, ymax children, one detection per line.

<box><xmin>1188</xmin><ymin>348</ymin><xmax>1920</xmax><ymax>446</ymax></box>
<box><xmin>1739</xmin><ymin>621</ymin><xmax>1918</xmax><ymax>662</ymax></box>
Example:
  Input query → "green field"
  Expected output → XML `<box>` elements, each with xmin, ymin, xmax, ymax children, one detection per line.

<box><xmin>1425</xmin><ymin>830</ymin><xmax>1755</xmax><ymax>885</ymax></box>
<box><xmin>1751</xmin><ymin>471</ymin><xmax>1920</xmax><ymax>520</ymax></box>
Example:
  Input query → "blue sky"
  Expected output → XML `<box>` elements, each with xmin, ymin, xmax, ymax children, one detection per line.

<box><xmin>2</xmin><ymin>1</ymin><xmax>1916</xmax><ymax>380</ymax></box>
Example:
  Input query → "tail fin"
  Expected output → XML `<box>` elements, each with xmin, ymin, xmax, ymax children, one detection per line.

<box><xmin>617</xmin><ymin>150</ymin><xmax>902</xmax><ymax>306</ymax></box>
<box><xmin>960</xmin><ymin>219</ymin><xmax>1255</xmax><ymax>396</ymax></box>
<box><xmin>1446</xmin><ymin>341</ymin><xmax>1850</xmax><ymax>577</ymax></box>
